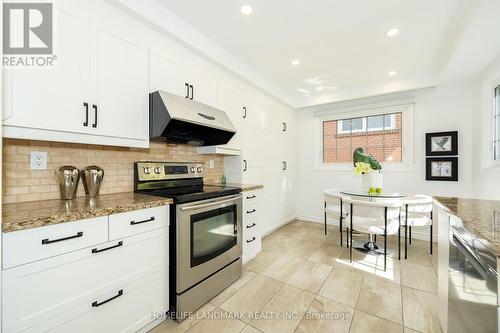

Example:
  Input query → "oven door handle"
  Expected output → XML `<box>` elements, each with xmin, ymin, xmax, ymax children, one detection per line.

<box><xmin>180</xmin><ymin>195</ymin><xmax>242</xmax><ymax>211</ymax></box>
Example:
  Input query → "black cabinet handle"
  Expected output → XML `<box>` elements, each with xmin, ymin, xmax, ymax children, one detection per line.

<box><xmin>246</xmin><ymin>237</ymin><xmax>256</xmax><ymax>243</ymax></box>
<box><xmin>282</xmin><ymin>161</ymin><xmax>287</xmax><ymax>170</ymax></box>
<box><xmin>92</xmin><ymin>104</ymin><xmax>97</xmax><ymax>128</ymax></box>
<box><xmin>92</xmin><ymin>241</ymin><xmax>123</xmax><ymax>254</ymax></box>
<box><xmin>189</xmin><ymin>84</ymin><xmax>194</xmax><ymax>100</ymax></box>
<box><xmin>83</xmin><ymin>102</ymin><xmax>89</xmax><ymax>126</ymax></box>
<box><xmin>92</xmin><ymin>289</ymin><xmax>123</xmax><ymax>307</ymax></box>
<box><xmin>283</xmin><ymin>122</ymin><xmax>287</xmax><ymax>132</ymax></box>
<box><xmin>42</xmin><ymin>231</ymin><xmax>83</xmax><ymax>245</ymax></box>
<box><xmin>246</xmin><ymin>209</ymin><xmax>256</xmax><ymax>214</ymax></box>
<box><xmin>246</xmin><ymin>195</ymin><xmax>256</xmax><ymax>199</ymax></box>
<box><xmin>243</xmin><ymin>106</ymin><xmax>247</xmax><ymax>119</ymax></box>
<box><xmin>243</xmin><ymin>159</ymin><xmax>247</xmax><ymax>172</ymax></box>
<box><xmin>246</xmin><ymin>223</ymin><xmax>256</xmax><ymax>229</ymax></box>
<box><xmin>185</xmin><ymin>83</ymin><xmax>189</xmax><ymax>98</ymax></box>
<box><xmin>130</xmin><ymin>216</ymin><xmax>155</xmax><ymax>225</ymax></box>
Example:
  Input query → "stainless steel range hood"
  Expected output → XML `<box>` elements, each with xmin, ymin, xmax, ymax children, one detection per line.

<box><xmin>149</xmin><ymin>90</ymin><xmax>236</xmax><ymax>146</ymax></box>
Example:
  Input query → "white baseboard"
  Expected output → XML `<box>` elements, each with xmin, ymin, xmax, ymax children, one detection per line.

<box><xmin>296</xmin><ymin>214</ymin><xmax>437</xmax><ymax>243</ymax></box>
<box><xmin>262</xmin><ymin>217</ymin><xmax>297</xmax><ymax>237</ymax></box>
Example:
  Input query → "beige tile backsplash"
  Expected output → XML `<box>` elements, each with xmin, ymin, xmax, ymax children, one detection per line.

<box><xmin>3</xmin><ymin>139</ymin><xmax>224</xmax><ymax>204</ymax></box>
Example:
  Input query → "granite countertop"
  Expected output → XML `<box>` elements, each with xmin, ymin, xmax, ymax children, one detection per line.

<box><xmin>3</xmin><ymin>192</ymin><xmax>173</xmax><ymax>233</ymax></box>
<box><xmin>210</xmin><ymin>183</ymin><xmax>264</xmax><ymax>192</ymax></box>
<box><xmin>434</xmin><ymin>196</ymin><xmax>500</xmax><ymax>255</ymax></box>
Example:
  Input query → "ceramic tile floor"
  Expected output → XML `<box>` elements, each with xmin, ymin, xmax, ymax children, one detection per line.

<box><xmin>150</xmin><ymin>220</ymin><xmax>442</xmax><ymax>333</ymax></box>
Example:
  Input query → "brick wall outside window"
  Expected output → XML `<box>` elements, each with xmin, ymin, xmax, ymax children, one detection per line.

<box><xmin>323</xmin><ymin>112</ymin><xmax>402</xmax><ymax>163</ymax></box>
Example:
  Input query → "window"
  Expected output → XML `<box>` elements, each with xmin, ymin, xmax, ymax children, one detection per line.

<box><xmin>323</xmin><ymin>112</ymin><xmax>403</xmax><ymax>164</ymax></box>
<box><xmin>337</xmin><ymin>114</ymin><xmax>396</xmax><ymax>134</ymax></box>
<box><xmin>495</xmin><ymin>85</ymin><xmax>500</xmax><ymax>160</ymax></box>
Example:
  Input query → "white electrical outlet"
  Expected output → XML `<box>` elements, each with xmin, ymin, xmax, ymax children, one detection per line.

<box><xmin>30</xmin><ymin>151</ymin><xmax>48</xmax><ymax>170</ymax></box>
<box><xmin>209</xmin><ymin>160</ymin><xmax>215</xmax><ymax>169</ymax></box>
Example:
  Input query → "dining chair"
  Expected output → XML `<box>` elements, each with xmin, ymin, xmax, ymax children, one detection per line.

<box><xmin>323</xmin><ymin>189</ymin><xmax>350</xmax><ymax>247</ymax></box>
<box><xmin>402</xmin><ymin>195</ymin><xmax>433</xmax><ymax>259</ymax></box>
<box><xmin>343</xmin><ymin>197</ymin><xmax>403</xmax><ymax>271</ymax></box>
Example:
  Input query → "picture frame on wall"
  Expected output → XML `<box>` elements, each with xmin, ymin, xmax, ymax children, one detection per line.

<box><xmin>426</xmin><ymin>157</ymin><xmax>458</xmax><ymax>181</ymax></box>
<box><xmin>425</xmin><ymin>131</ymin><xmax>458</xmax><ymax>156</ymax></box>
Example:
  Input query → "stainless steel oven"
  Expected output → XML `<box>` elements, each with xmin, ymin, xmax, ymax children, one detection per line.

<box><xmin>175</xmin><ymin>194</ymin><xmax>242</xmax><ymax>320</ymax></box>
<box><xmin>134</xmin><ymin>161</ymin><xmax>243</xmax><ymax>321</ymax></box>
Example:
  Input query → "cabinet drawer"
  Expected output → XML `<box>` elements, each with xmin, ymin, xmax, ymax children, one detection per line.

<box><xmin>244</xmin><ymin>191</ymin><xmax>260</xmax><ymax>202</ymax></box>
<box><xmin>2</xmin><ymin>228</ymin><xmax>168</xmax><ymax>333</ymax></box>
<box><xmin>2</xmin><ymin>216</ymin><xmax>108</xmax><ymax>269</ymax></box>
<box><xmin>243</xmin><ymin>235</ymin><xmax>261</xmax><ymax>263</ymax></box>
<box><xmin>109</xmin><ymin>205</ymin><xmax>169</xmax><ymax>240</ymax></box>
<box><xmin>24</xmin><ymin>270</ymin><xmax>169</xmax><ymax>333</ymax></box>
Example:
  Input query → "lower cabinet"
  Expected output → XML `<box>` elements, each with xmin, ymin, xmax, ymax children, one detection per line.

<box><xmin>242</xmin><ymin>190</ymin><xmax>262</xmax><ymax>263</ymax></box>
<box><xmin>2</xmin><ymin>206</ymin><xmax>170</xmax><ymax>333</ymax></box>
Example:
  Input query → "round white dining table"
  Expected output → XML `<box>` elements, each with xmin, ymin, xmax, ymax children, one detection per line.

<box><xmin>338</xmin><ymin>189</ymin><xmax>407</xmax><ymax>254</ymax></box>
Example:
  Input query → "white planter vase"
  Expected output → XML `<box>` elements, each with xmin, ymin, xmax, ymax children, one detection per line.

<box><xmin>361</xmin><ymin>172</ymin><xmax>383</xmax><ymax>191</ymax></box>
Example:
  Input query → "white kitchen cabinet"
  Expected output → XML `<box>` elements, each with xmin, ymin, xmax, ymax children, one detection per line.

<box><xmin>2</xmin><ymin>0</ymin><xmax>149</xmax><ymax>148</ymax></box>
<box><xmin>215</xmin><ymin>84</ymin><xmax>244</xmax><ymax>150</ymax></box>
<box><xmin>242</xmin><ymin>189</ymin><xmax>262</xmax><ymax>263</ymax></box>
<box><xmin>242</xmin><ymin>125</ymin><xmax>281</xmax><ymax>168</ymax></box>
<box><xmin>91</xmin><ymin>25</ymin><xmax>149</xmax><ymax>140</ymax></box>
<box><xmin>2</xmin><ymin>205</ymin><xmax>170</xmax><ymax>333</ymax></box>
<box><xmin>150</xmin><ymin>51</ymin><xmax>188</xmax><ymax>98</ymax></box>
<box><xmin>189</xmin><ymin>69</ymin><xmax>217</xmax><ymax>107</ymax></box>
<box><xmin>149</xmin><ymin>47</ymin><xmax>217</xmax><ymax>107</ymax></box>
<box><xmin>2</xmin><ymin>0</ymin><xmax>91</xmax><ymax>133</ymax></box>
<box><xmin>25</xmin><ymin>271</ymin><xmax>168</xmax><ymax>333</ymax></box>
<box><xmin>3</xmin><ymin>216</ymin><xmax>108</xmax><ymax>269</ymax></box>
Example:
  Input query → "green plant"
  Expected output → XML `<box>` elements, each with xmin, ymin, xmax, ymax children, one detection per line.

<box><xmin>353</xmin><ymin>148</ymin><xmax>382</xmax><ymax>172</ymax></box>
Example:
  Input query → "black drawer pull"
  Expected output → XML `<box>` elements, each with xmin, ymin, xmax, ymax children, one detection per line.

<box><xmin>246</xmin><ymin>223</ymin><xmax>256</xmax><ymax>229</ymax></box>
<box><xmin>42</xmin><ymin>231</ymin><xmax>83</xmax><ymax>245</ymax></box>
<box><xmin>92</xmin><ymin>241</ymin><xmax>123</xmax><ymax>254</ymax></box>
<box><xmin>246</xmin><ymin>195</ymin><xmax>256</xmax><ymax>199</ymax></box>
<box><xmin>246</xmin><ymin>237</ymin><xmax>256</xmax><ymax>243</ymax></box>
<box><xmin>83</xmin><ymin>102</ymin><xmax>89</xmax><ymax>126</ymax></box>
<box><xmin>92</xmin><ymin>104</ymin><xmax>97</xmax><ymax>128</ymax></box>
<box><xmin>246</xmin><ymin>209</ymin><xmax>256</xmax><ymax>214</ymax></box>
<box><xmin>130</xmin><ymin>216</ymin><xmax>155</xmax><ymax>225</ymax></box>
<box><xmin>92</xmin><ymin>289</ymin><xmax>123</xmax><ymax>307</ymax></box>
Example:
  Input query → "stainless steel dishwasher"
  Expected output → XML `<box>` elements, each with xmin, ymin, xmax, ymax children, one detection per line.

<box><xmin>448</xmin><ymin>220</ymin><xmax>498</xmax><ymax>333</ymax></box>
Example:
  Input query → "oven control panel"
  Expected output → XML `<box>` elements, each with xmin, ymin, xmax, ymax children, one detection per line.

<box><xmin>136</xmin><ymin>161</ymin><xmax>205</xmax><ymax>181</ymax></box>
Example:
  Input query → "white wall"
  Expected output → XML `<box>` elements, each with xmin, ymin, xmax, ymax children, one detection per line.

<box><xmin>295</xmin><ymin>79</ymin><xmax>480</xmax><ymax>223</ymax></box>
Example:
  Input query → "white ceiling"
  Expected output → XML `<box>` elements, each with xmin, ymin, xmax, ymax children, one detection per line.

<box><xmin>154</xmin><ymin>0</ymin><xmax>464</xmax><ymax>107</ymax></box>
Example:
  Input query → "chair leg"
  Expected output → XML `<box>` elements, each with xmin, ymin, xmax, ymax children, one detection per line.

<box><xmin>409</xmin><ymin>226</ymin><xmax>412</xmax><ymax>244</ymax></box>
<box><xmin>350</xmin><ymin>204</ymin><xmax>353</xmax><ymax>263</ymax></box>
<box><xmin>405</xmin><ymin>204</ymin><xmax>408</xmax><ymax>260</ymax></box>
<box><xmin>374</xmin><ymin>234</ymin><xmax>376</xmax><ymax>243</ymax></box>
<box><xmin>324</xmin><ymin>202</ymin><xmax>327</xmax><ymax>236</ymax></box>
<box><xmin>340</xmin><ymin>217</ymin><xmax>343</xmax><ymax>246</ymax></box>
<box><xmin>384</xmin><ymin>207</ymin><xmax>387</xmax><ymax>272</ymax></box>
<box><xmin>430</xmin><ymin>224</ymin><xmax>433</xmax><ymax>255</ymax></box>
<box><xmin>346</xmin><ymin>227</ymin><xmax>349</xmax><ymax>248</ymax></box>
<box><xmin>398</xmin><ymin>211</ymin><xmax>401</xmax><ymax>260</ymax></box>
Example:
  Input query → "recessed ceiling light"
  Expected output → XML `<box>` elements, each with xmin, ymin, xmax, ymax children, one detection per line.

<box><xmin>388</xmin><ymin>71</ymin><xmax>398</xmax><ymax>76</ymax></box>
<box><xmin>240</xmin><ymin>5</ymin><xmax>253</xmax><ymax>15</ymax></box>
<box><xmin>386</xmin><ymin>28</ymin><xmax>399</xmax><ymax>37</ymax></box>
<box><xmin>291</xmin><ymin>59</ymin><xmax>300</xmax><ymax>66</ymax></box>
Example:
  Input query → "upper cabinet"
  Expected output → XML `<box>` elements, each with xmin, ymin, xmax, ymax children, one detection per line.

<box><xmin>150</xmin><ymin>47</ymin><xmax>217</xmax><ymax>108</ymax></box>
<box><xmin>2</xmin><ymin>0</ymin><xmax>149</xmax><ymax>148</ymax></box>
<box><xmin>215</xmin><ymin>84</ymin><xmax>243</xmax><ymax>151</ymax></box>
<box><xmin>2</xmin><ymin>0</ymin><xmax>92</xmax><ymax>134</ymax></box>
<box><xmin>92</xmin><ymin>25</ymin><xmax>148</xmax><ymax>141</ymax></box>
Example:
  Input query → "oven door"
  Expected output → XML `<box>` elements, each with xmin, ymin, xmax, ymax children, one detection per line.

<box><xmin>176</xmin><ymin>194</ymin><xmax>242</xmax><ymax>293</ymax></box>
